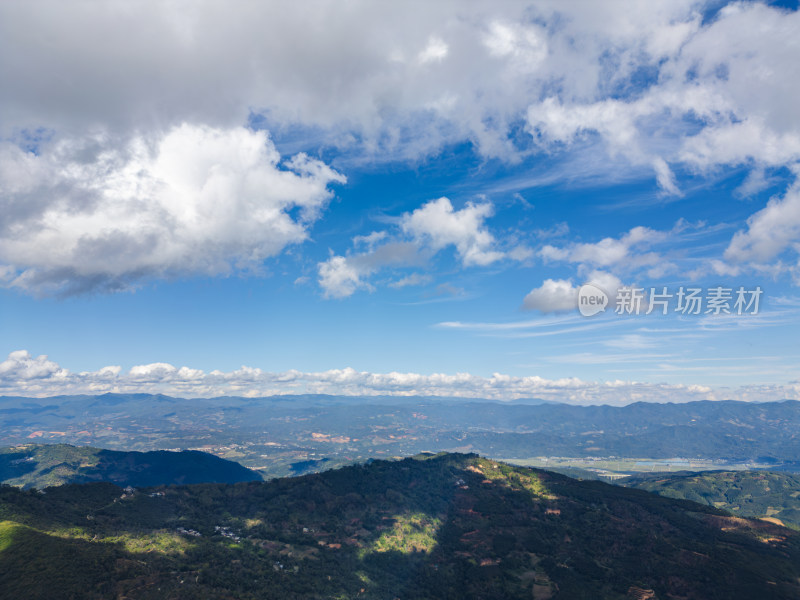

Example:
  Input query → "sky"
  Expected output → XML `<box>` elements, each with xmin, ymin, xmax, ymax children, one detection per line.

<box><xmin>1</xmin><ymin>0</ymin><xmax>800</xmax><ymax>404</ymax></box>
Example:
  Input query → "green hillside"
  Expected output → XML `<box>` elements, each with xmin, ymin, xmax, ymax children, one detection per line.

<box><xmin>0</xmin><ymin>444</ymin><xmax>260</xmax><ymax>489</ymax></box>
<box><xmin>1</xmin><ymin>453</ymin><xmax>799</xmax><ymax>599</ymax></box>
<box><xmin>621</xmin><ymin>470</ymin><xmax>800</xmax><ymax>529</ymax></box>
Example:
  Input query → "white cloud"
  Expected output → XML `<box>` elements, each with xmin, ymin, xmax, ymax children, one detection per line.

<box><xmin>734</xmin><ymin>168</ymin><xmax>777</xmax><ymax>199</ymax></box>
<box><xmin>0</xmin><ymin>350</ymin><xmax>66</xmax><ymax>380</ymax></box>
<box><xmin>725</xmin><ymin>181</ymin><xmax>800</xmax><ymax>265</ymax></box>
<box><xmin>522</xmin><ymin>279</ymin><xmax>577</xmax><ymax>313</ymax></box>
<box><xmin>389</xmin><ymin>273</ymin><xmax>432</xmax><ymax>288</ymax></box>
<box><xmin>709</xmin><ymin>259</ymin><xmax>740</xmax><ymax>277</ymax></box>
<box><xmin>401</xmin><ymin>197</ymin><xmax>503</xmax><ymax>266</ymax></box>
<box><xmin>318</xmin><ymin>241</ymin><xmax>425</xmax><ymax>298</ymax></box>
<box><xmin>129</xmin><ymin>363</ymin><xmax>178</xmax><ymax>379</ymax></box>
<box><xmin>95</xmin><ymin>365</ymin><xmax>122</xmax><ymax>377</ymax></box>
<box><xmin>318</xmin><ymin>196</ymin><xmax>503</xmax><ymax>298</ymax></box>
<box><xmin>539</xmin><ymin>226</ymin><xmax>665</xmax><ymax>270</ymax></box>
<box><xmin>318</xmin><ymin>254</ymin><xmax>371</xmax><ymax>299</ymax></box>
<box><xmin>679</xmin><ymin>119</ymin><xmax>800</xmax><ymax>170</ymax></box>
<box><xmin>522</xmin><ymin>271</ymin><xmax>622</xmax><ymax>313</ymax></box>
<box><xmin>652</xmin><ymin>157</ymin><xmax>682</xmax><ymax>197</ymax></box>
<box><xmin>585</xmin><ymin>270</ymin><xmax>624</xmax><ymax>298</ymax></box>
<box><xmin>2</xmin><ymin>349</ymin><xmax>797</xmax><ymax>405</ymax></box>
<box><xmin>525</xmin><ymin>3</ymin><xmax>800</xmax><ymax>192</ymax></box>
<box><xmin>352</xmin><ymin>231</ymin><xmax>388</xmax><ymax>249</ymax></box>
<box><xmin>418</xmin><ymin>36</ymin><xmax>449</xmax><ymax>64</ymax></box>
<box><xmin>714</xmin><ymin>179</ymin><xmax>800</xmax><ymax>284</ymax></box>
<box><xmin>0</xmin><ymin>125</ymin><xmax>344</xmax><ymax>295</ymax></box>
<box><xmin>483</xmin><ymin>20</ymin><xmax>547</xmax><ymax>73</ymax></box>
<box><xmin>507</xmin><ymin>245</ymin><xmax>534</xmax><ymax>262</ymax></box>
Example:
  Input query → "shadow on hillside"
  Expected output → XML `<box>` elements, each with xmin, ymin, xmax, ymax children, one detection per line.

<box><xmin>0</xmin><ymin>451</ymin><xmax>37</xmax><ymax>482</ymax></box>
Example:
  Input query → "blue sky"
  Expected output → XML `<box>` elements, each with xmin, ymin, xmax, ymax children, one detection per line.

<box><xmin>1</xmin><ymin>0</ymin><xmax>799</xmax><ymax>404</ymax></box>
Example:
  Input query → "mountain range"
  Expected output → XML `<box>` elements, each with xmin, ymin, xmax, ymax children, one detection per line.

<box><xmin>2</xmin><ymin>394</ymin><xmax>799</xmax><ymax>479</ymax></box>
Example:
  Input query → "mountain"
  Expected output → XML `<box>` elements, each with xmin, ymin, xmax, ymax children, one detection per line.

<box><xmin>2</xmin><ymin>394</ymin><xmax>800</xmax><ymax>479</ymax></box>
<box><xmin>621</xmin><ymin>470</ymin><xmax>800</xmax><ymax>529</ymax></box>
<box><xmin>0</xmin><ymin>444</ymin><xmax>260</xmax><ymax>489</ymax></box>
<box><xmin>1</xmin><ymin>452</ymin><xmax>799</xmax><ymax>599</ymax></box>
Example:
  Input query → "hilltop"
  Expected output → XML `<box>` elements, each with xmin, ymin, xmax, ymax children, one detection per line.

<box><xmin>0</xmin><ymin>444</ymin><xmax>260</xmax><ymax>489</ymax></box>
<box><xmin>1</xmin><ymin>452</ymin><xmax>799</xmax><ymax>599</ymax></box>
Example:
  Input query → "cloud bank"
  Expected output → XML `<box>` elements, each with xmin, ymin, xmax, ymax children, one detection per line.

<box><xmin>2</xmin><ymin>350</ymin><xmax>797</xmax><ymax>406</ymax></box>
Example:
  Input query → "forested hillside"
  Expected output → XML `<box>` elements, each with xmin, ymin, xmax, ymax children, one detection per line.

<box><xmin>1</xmin><ymin>453</ymin><xmax>799</xmax><ymax>599</ymax></box>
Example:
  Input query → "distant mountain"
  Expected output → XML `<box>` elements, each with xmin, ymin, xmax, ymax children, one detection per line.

<box><xmin>2</xmin><ymin>394</ymin><xmax>800</xmax><ymax>479</ymax></box>
<box><xmin>621</xmin><ymin>470</ymin><xmax>800</xmax><ymax>529</ymax></box>
<box><xmin>0</xmin><ymin>444</ymin><xmax>260</xmax><ymax>489</ymax></box>
<box><xmin>1</xmin><ymin>453</ymin><xmax>799</xmax><ymax>599</ymax></box>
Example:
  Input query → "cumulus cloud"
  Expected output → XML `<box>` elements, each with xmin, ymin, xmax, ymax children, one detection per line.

<box><xmin>401</xmin><ymin>197</ymin><xmax>503</xmax><ymax>267</ymax></box>
<box><xmin>0</xmin><ymin>125</ymin><xmax>344</xmax><ymax>295</ymax></box>
<box><xmin>0</xmin><ymin>350</ymin><xmax>67</xmax><ymax>380</ymax></box>
<box><xmin>522</xmin><ymin>271</ymin><xmax>623</xmax><ymax>313</ymax></box>
<box><xmin>3</xmin><ymin>349</ymin><xmax>797</xmax><ymax>405</ymax></box>
<box><xmin>725</xmin><ymin>181</ymin><xmax>800</xmax><ymax>265</ymax></box>
<box><xmin>318</xmin><ymin>255</ymin><xmax>370</xmax><ymax>299</ymax></box>
<box><xmin>317</xmin><ymin>197</ymin><xmax>504</xmax><ymax>298</ymax></box>
<box><xmin>522</xmin><ymin>279</ymin><xmax>577</xmax><ymax>313</ymax></box>
<box><xmin>714</xmin><ymin>179</ymin><xmax>800</xmax><ymax>283</ymax></box>
<box><xmin>318</xmin><ymin>242</ymin><xmax>426</xmax><ymax>298</ymax></box>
